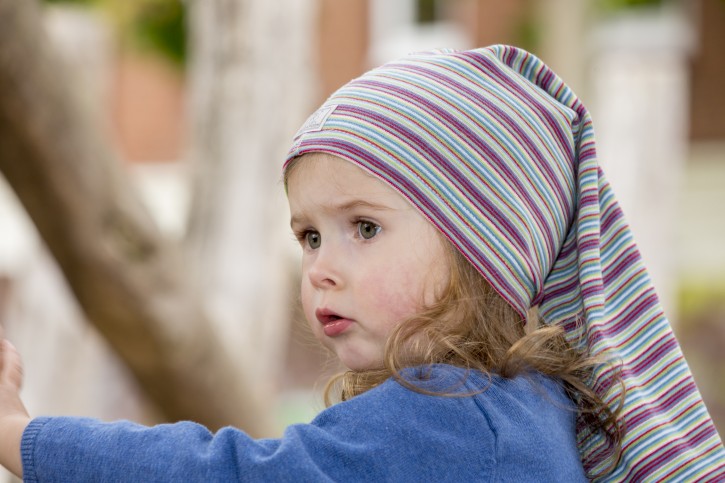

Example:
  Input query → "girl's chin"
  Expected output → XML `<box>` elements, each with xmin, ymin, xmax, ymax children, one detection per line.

<box><xmin>322</xmin><ymin>338</ymin><xmax>384</xmax><ymax>371</ymax></box>
<box><xmin>337</xmin><ymin>354</ymin><xmax>384</xmax><ymax>372</ymax></box>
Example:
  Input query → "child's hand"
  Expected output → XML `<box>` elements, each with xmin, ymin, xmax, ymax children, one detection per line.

<box><xmin>0</xmin><ymin>338</ymin><xmax>27</xmax><ymax>417</ymax></box>
<box><xmin>0</xmin><ymin>337</ymin><xmax>30</xmax><ymax>478</ymax></box>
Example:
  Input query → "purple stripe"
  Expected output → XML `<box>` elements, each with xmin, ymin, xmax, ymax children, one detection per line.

<box><xmin>602</xmin><ymin>250</ymin><xmax>639</xmax><ymax>285</ymax></box>
<box><xmin>397</xmin><ymin>61</ymin><xmax>574</xmax><ymax>196</ymax></box>
<box><xmin>606</xmin><ymin>291</ymin><xmax>660</xmax><ymax>337</ymax></box>
<box><xmin>337</xmin><ymin>103</ymin><xmax>537</xmax><ymax>264</ymax></box>
<box><xmin>461</xmin><ymin>52</ymin><xmax>577</xmax><ymax>166</ymax></box>
<box><xmin>624</xmin><ymin>378</ymin><xmax>693</xmax><ymax>430</ymax></box>
<box><xmin>359</xmin><ymin>77</ymin><xmax>562</xmax><ymax>230</ymax></box>
<box><xmin>630</xmin><ymin>417</ymin><xmax>717</xmax><ymax>482</ymax></box>
<box><xmin>355</xmin><ymin>79</ymin><xmax>562</xmax><ymax>264</ymax></box>
<box><xmin>390</xmin><ymin>63</ymin><xmax>574</xmax><ymax>219</ymax></box>
<box><xmin>298</xmin><ymin>137</ymin><xmax>532</xmax><ymax>312</ymax></box>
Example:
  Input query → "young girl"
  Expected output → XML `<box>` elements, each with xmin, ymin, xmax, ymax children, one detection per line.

<box><xmin>0</xmin><ymin>44</ymin><xmax>723</xmax><ymax>481</ymax></box>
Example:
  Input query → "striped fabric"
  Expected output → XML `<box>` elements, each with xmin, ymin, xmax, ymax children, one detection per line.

<box><xmin>284</xmin><ymin>45</ymin><xmax>725</xmax><ymax>481</ymax></box>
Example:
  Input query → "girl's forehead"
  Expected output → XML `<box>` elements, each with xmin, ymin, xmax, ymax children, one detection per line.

<box><xmin>286</xmin><ymin>153</ymin><xmax>416</xmax><ymax>212</ymax></box>
<box><xmin>287</xmin><ymin>152</ymin><xmax>379</xmax><ymax>186</ymax></box>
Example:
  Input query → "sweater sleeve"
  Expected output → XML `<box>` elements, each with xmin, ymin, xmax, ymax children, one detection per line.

<box><xmin>20</xmin><ymin>375</ymin><xmax>497</xmax><ymax>483</ymax></box>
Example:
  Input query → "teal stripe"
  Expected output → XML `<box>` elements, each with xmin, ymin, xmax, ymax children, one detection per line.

<box><xmin>287</xmin><ymin>44</ymin><xmax>725</xmax><ymax>480</ymax></box>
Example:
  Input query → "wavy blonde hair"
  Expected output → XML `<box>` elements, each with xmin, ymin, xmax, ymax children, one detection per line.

<box><xmin>323</xmin><ymin>242</ymin><xmax>624</xmax><ymax>478</ymax></box>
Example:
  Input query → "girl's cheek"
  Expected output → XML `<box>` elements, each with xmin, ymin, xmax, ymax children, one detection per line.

<box><xmin>299</xmin><ymin>281</ymin><xmax>317</xmax><ymax>329</ymax></box>
<box><xmin>364</xmin><ymin>268</ymin><xmax>421</xmax><ymax>324</ymax></box>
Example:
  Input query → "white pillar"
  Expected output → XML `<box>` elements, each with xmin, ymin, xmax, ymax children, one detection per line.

<box><xmin>535</xmin><ymin>0</ymin><xmax>592</xmax><ymax>99</ymax></box>
<box><xmin>589</xmin><ymin>6</ymin><xmax>694</xmax><ymax>320</ymax></box>
<box><xmin>368</xmin><ymin>0</ymin><xmax>471</xmax><ymax>66</ymax></box>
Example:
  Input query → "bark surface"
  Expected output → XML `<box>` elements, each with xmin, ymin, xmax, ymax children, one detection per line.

<box><xmin>0</xmin><ymin>0</ymin><xmax>271</xmax><ymax>436</ymax></box>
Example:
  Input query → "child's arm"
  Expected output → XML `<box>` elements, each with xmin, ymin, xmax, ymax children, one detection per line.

<box><xmin>0</xmin><ymin>339</ymin><xmax>30</xmax><ymax>478</ymax></box>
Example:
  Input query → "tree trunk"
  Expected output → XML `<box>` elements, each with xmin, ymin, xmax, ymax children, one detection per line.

<box><xmin>0</xmin><ymin>0</ymin><xmax>272</xmax><ymax>436</ymax></box>
<box><xmin>186</xmin><ymin>0</ymin><xmax>317</xmax><ymax>396</ymax></box>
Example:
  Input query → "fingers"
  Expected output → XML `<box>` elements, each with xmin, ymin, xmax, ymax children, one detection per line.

<box><xmin>0</xmin><ymin>340</ymin><xmax>23</xmax><ymax>391</ymax></box>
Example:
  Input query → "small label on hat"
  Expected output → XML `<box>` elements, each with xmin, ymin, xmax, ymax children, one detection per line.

<box><xmin>295</xmin><ymin>104</ymin><xmax>338</xmax><ymax>138</ymax></box>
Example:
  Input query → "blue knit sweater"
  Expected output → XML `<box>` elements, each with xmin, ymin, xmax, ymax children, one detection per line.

<box><xmin>20</xmin><ymin>365</ymin><xmax>586</xmax><ymax>482</ymax></box>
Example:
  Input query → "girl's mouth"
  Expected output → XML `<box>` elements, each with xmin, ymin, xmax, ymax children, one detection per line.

<box><xmin>315</xmin><ymin>308</ymin><xmax>353</xmax><ymax>337</ymax></box>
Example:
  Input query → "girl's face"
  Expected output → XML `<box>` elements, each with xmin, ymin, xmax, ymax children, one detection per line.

<box><xmin>287</xmin><ymin>154</ymin><xmax>449</xmax><ymax>371</ymax></box>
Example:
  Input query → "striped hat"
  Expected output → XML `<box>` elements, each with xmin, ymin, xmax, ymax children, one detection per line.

<box><xmin>284</xmin><ymin>45</ymin><xmax>724</xmax><ymax>480</ymax></box>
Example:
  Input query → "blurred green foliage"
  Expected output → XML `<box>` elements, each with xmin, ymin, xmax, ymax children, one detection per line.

<box><xmin>678</xmin><ymin>281</ymin><xmax>725</xmax><ymax>321</ymax></box>
<box><xmin>415</xmin><ymin>0</ymin><xmax>437</xmax><ymax>24</ymax></box>
<box><xmin>513</xmin><ymin>4</ymin><xmax>540</xmax><ymax>55</ymax></box>
<box><xmin>676</xmin><ymin>280</ymin><xmax>725</xmax><ymax>436</ymax></box>
<box><xmin>43</xmin><ymin>0</ymin><xmax>100</xmax><ymax>4</ymax></box>
<box><xmin>597</xmin><ymin>0</ymin><xmax>665</xmax><ymax>9</ymax></box>
<box><xmin>129</xmin><ymin>0</ymin><xmax>186</xmax><ymax>65</ymax></box>
<box><xmin>42</xmin><ymin>0</ymin><xmax>186</xmax><ymax>65</ymax></box>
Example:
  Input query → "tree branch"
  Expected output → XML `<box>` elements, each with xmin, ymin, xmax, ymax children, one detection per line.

<box><xmin>0</xmin><ymin>0</ymin><xmax>272</xmax><ymax>436</ymax></box>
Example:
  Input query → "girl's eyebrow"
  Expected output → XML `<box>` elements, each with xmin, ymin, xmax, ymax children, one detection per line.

<box><xmin>290</xmin><ymin>199</ymin><xmax>394</xmax><ymax>227</ymax></box>
<box><xmin>335</xmin><ymin>199</ymin><xmax>394</xmax><ymax>212</ymax></box>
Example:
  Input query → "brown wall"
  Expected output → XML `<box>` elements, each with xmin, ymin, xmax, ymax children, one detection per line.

<box><xmin>453</xmin><ymin>0</ymin><xmax>530</xmax><ymax>49</ymax></box>
<box><xmin>317</xmin><ymin>0</ymin><xmax>370</xmax><ymax>101</ymax></box>
<box><xmin>109</xmin><ymin>53</ymin><xmax>186</xmax><ymax>163</ymax></box>
<box><xmin>690</xmin><ymin>0</ymin><xmax>725</xmax><ymax>141</ymax></box>
<box><xmin>315</xmin><ymin>0</ymin><xmax>533</xmax><ymax>102</ymax></box>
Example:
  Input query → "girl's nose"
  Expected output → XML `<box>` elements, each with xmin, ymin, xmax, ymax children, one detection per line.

<box><xmin>307</xmin><ymin>246</ymin><xmax>343</xmax><ymax>290</ymax></box>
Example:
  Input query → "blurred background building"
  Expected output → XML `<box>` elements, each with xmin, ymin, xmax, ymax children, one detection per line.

<box><xmin>0</xmin><ymin>1</ymin><xmax>723</xmax><ymax>479</ymax></box>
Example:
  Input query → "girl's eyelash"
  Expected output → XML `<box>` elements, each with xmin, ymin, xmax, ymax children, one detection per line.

<box><xmin>351</xmin><ymin>217</ymin><xmax>376</xmax><ymax>227</ymax></box>
<box><xmin>293</xmin><ymin>229</ymin><xmax>312</xmax><ymax>243</ymax></box>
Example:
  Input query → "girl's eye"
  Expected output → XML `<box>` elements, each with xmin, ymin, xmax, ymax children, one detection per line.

<box><xmin>357</xmin><ymin>221</ymin><xmax>381</xmax><ymax>240</ymax></box>
<box><xmin>306</xmin><ymin>231</ymin><xmax>321</xmax><ymax>249</ymax></box>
